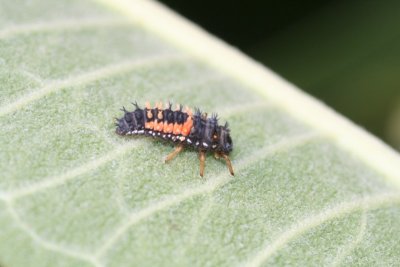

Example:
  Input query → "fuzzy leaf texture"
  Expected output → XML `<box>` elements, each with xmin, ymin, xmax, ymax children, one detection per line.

<box><xmin>1</xmin><ymin>0</ymin><xmax>400</xmax><ymax>266</ymax></box>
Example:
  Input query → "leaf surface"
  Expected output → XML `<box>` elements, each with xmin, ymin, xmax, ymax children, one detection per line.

<box><xmin>1</xmin><ymin>0</ymin><xmax>400</xmax><ymax>266</ymax></box>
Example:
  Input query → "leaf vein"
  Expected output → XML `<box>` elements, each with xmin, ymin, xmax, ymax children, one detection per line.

<box><xmin>0</xmin><ymin>53</ymin><xmax>186</xmax><ymax>117</ymax></box>
<box><xmin>0</xmin><ymin>142</ymin><xmax>141</xmax><ymax>200</ymax></box>
<box><xmin>0</xmin><ymin>17</ymin><xmax>131</xmax><ymax>39</ymax></box>
<box><xmin>243</xmin><ymin>193</ymin><xmax>400</xmax><ymax>267</ymax></box>
<box><xmin>0</xmin><ymin>99</ymin><xmax>268</xmax><ymax>202</ymax></box>
<box><xmin>93</xmin><ymin>131</ymin><xmax>318</xmax><ymax>259</ymax></box>
<box><xmin>4</xmin><ymin>200</ymin><xmax>101</xmax><ymax>267</ymax></box>
<box><xmin>329</xmin><ymin>210</ymin><xmax>368</xmax><ymax>267</ymax></box>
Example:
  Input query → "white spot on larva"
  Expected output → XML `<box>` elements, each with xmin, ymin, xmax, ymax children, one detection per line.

<box><xmin>138</xmin><ymin>130</ymin><xmax>144</xmax><ymax>134</ymax></box>
<box><xmin>187</xmin><ymin>139</ymin><xmax>192</xmax><ymax>144</ymax></box>
<box><xmin>179</xmin><ymin>136</ymin><xmax>185</xmax><ymax>141</ymax></box>
<box><xmin>203</xmin><ymin>142</ymin><xmax>208</xmax><ymax>147</ymax></box>
<box><xmin>212</xmin><ymin>144</ymin><xmax>217</xmax><ymax>148</ymax></box>
<box><xmin>152</xmin><ymin>132</ymin><xmax>156</xmax><ymax>136</ymax></box>
<box><xmin>133</xmin><ymin>130</ymin><xmax>138</xmax><ymax>134</ymax></box>
<box><xmin>196</xmin><ymin>141</ymin><xmax>200</xmax><ymax>146</ymax></box>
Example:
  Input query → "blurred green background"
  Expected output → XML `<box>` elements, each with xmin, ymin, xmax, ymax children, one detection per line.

<box><xmin>160</xmin><ymin>0</ymin><xmax>400</xmax><ymax>150</ymax></box>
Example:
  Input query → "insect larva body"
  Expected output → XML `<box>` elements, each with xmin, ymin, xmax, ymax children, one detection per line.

<box><xmin>115</xmin><ymin>101</ymin><xmax>234</xmax><ymax>177</ymax></box>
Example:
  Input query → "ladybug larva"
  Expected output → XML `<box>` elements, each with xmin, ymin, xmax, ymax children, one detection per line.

<box><xmin>115</xmin><ymin>101</ymin><xmax>234</xmax><ymax>177</ymax></box>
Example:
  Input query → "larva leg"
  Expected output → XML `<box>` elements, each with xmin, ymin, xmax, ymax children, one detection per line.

<box><xmin>165</xmin><ymin>144</ymin><xmax>184</xmax><ymax>163</ymax></box>
<box><xmin>220</xmin><ymin>153</ymin><xmax>234</xmax><ymax>176</ymax></box>
<box><xmin>199</xmin><ymin>150</ymin><xmax>206</xmax><ymax>177</ymax></box>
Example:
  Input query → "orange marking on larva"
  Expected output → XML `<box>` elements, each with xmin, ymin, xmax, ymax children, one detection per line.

<box><xmin>145</xmin><ymin>121</ymin><xmax>154</xmax><ymax>130</ymax></box>
<box><xmin>163</xmin><ymin>123</ymin><xmax>174</xmax><ymax>133</ymax></box>
<box><xmin>173</xmin><ymin>123</ymin><xmax>183</xmax><ymax>135</ymax></box>
<box><xmin>162</xmin><ymin>122</ymin><xmax>169</xmax><ymax>133</ymax></box>
<box><xmin>155</xmin><ymin>122</ymin><xmax>164</xmax><ymax>131</ymax></box>
<box><xmin>181</xmin><ymin>116</ymin><xmax>193</xmax><ymax>136</ymax></box>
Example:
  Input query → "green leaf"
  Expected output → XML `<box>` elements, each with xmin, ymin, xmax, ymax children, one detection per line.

<box><xmin>1</xmin><ymin>0</ymin><xmax>400</xmax><ymax>266</ymax></box>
